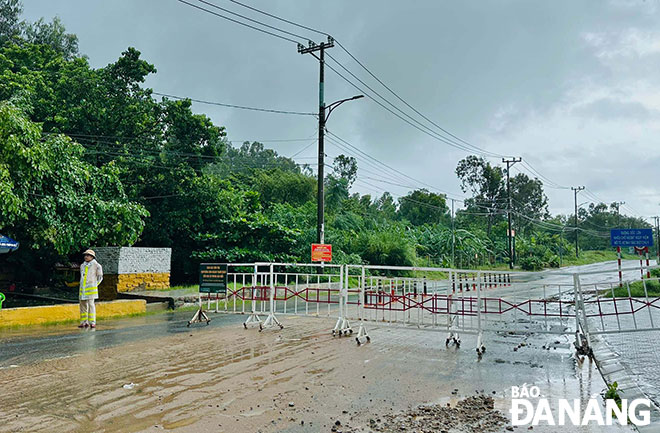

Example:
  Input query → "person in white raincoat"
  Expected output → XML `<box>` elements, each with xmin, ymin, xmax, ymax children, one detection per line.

<box><xmin>79</xmin><ymin>249</ymin><xmax>103</xmax><ymax>328</ymax></box>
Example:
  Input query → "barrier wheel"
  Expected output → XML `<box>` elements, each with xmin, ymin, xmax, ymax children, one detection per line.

<box><xmin>445</xmin><ymin>338</ymin><xmax>450</xmax><ymax>347</ymax></box>
<box><xmin>243</xmin><ymin>323</ymin><xmax>247</xmax><ymax>329</ymax></box>
<box><xmin>279</xmin><ymin>324</ymin><xmax>284</xmax><ymax>329</ymax></box>
<box><xmin>366</xmin><ymin>336</ymin><xmax>371</xmax><ymax>343</ymax></box>
<box><xmin>356</xmin><ymin>338</ymin><xmax>361</xmax><ymax>346</ymax></box>
<box><xmin>349</xmin><ymin>329</ymin><xmax>353</xmax><ymax>334</ymax></box>
<box><xmin>481</xmin><ymin>346</ymin><xmax>486</xmax><ymax>353</ymax></box>
<box><xmin>206</xmin><ymin>320</ymin><xmax>210</xmax><ymax>325</ymax></box>
<box><xmin>332</xmin><ymin>330</ymin><xmax>336</xmax><ymax>336</ymax></box>
<box><xmin>187</xmin><ymin>322</ymin><xmax>191</xmax><ymax>327</ymax></box>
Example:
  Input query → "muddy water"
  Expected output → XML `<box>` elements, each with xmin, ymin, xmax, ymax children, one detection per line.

<box><xmin>0</xmin><ymin>311</ymin><xmax>634</xmax><ymax>433</ymax></box>
<box><xmin>0</xmin><ymin>261</ymin><xmax>652</xmax><ymax>432</ymax></box>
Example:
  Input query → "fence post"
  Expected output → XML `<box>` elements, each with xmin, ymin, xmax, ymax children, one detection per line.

<box><xmin>355</xmin><ymin>266</ymin><xmax>370</xmax><ymax>345</ymax></box>
<box><xmin>242</xmin><ymin>263</ymin><xmax>262</xmax><ymax>328</ymax></box>
<box><xmin>476</xmin><ymin>271</ymin><xmax>484</xmax><ymax>356</ymax></box>
<box><xmin>270</xmin><ymin>263</ymin><xmax>275</xmax><ymax>317</ymax></box>
<box><xmin>573</xmin><ymin>273</ymin><xmax>579</xmax><ymax>343</ymax></box>
<box><xmin>259</xmin><ymin>263</ymin><xmax>283</xmax><ymax>331</ymax></box>
<box><xmin>361</xmin><ymin>266</ymin><xmax>365</xmax><ymax>321</ymax></box>
<box><xmin>333</xmin><ymin>265</ymin><xmax>346</xmax><ymax>336</ymax></box>
<box><xmin>573</xmin><ymin>273</ymin><xmax>591</xmax><ymax>350</ymax></box>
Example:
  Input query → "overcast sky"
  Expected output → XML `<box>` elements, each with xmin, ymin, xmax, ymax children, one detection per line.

<box><xmin>22</xmin><ymin>0</ymin><xmax>660</xmax><ymax>219</ymax></box>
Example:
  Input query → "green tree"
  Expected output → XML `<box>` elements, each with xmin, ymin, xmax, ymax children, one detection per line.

<box><xmin>0</xmin><ymin>102</ymin><xmax>147</xmax><ymax>278</ymax></box>
<box><xmin>23</xmin><ymin>16</ymin><xmax>78</xmax><ymax>59</ymax></box>
<box><xmin>510</xmin><ymin>173</ymin><xmax>548</xmax><ymax>235</ymax></box>
<box><xmin>252</xmin><ymin>169</ymin><xmax>315</xmax><ymax>207</ymax></box>
<box><xmin>332</xmin><ymin>154</ymin><xmax>357</xmax><ymax>187</ymax></box>
<box><xmin>398</xmin><ymin>189</ymin><xmax>448</xmax><ymax>226</ymax></box>
<box><xmin>0</xmin><ymin>0</ymin><xmax>22</xmax><ymax>45</ymax></box>
<box><xmin>375</xmin><ymin>192</ymin><xmax>397</xmax><ymax>220</ymax></box>
<box><xmin>456</xmin><ymin>155</ymin><xmax>506</xmax><ymax>236</ymax></box>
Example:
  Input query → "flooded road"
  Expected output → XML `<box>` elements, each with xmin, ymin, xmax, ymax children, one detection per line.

<box><xmin>0</xmin><ymin>260</ymin><xmax>655</xmax><ymax>432</ymax></box>
<box><xmin>0</xmin><ymin>312</ymin><xmax>634</xmax><ymax>432</ymax></box>
<box><xmin>0</xmin><ymin>311</ymin><xmax>246</xmax><ymax>368</ymax></box>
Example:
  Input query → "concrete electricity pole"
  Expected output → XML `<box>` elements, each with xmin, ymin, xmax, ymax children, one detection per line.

<box><xmin>451</xmin><ymin>198</ymin><xmax>455</xmax><ymax>268</ymax></box>
<box><xmin>298</xmin><ymin>37</ymin><xmax>363</xmax><ymax>245</ymax></box>
<box><xmin>613</xmin><ymin>201</ymin><xmax>625</xmax><ymax>228</ymax></box>
<box><xmin>572</xmin><ymin>186</ymin><xmax>585</xmax><ymax>258</ymax></box>
<box><xmin>503</xmin><ymin>157</ymin><xmax>522</xmax><ymax>269</ymax></box>
<box><xmin>298</xmin><ymin>37</ymin><xmax>334</xmax><ymax>245</ymax></box>
<box><xmin>655</xmin><ymin>216</ymin><xmax>660</xmax><ymax>263</ymax></box>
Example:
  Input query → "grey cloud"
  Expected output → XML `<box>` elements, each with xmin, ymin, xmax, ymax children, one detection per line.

<box><xmin>572</xmin><ymin>97</ymin><xmax>660</xmax><ymax>121</ymax></box>
<box><xmin>19</xmin><ymin>0</ymin><xmax>660</xmax><ymax>217</ymax></box>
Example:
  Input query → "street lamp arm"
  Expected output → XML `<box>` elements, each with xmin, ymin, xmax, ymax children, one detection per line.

<box><xmin>325</xmin><ymin>94</ymin><xmax>364</xmax><ymax>121</ymax></box>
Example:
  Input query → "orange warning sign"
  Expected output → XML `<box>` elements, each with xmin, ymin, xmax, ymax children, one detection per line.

<box><xmin>311</xmin><ymin>243</ymin><xmax>332</xmax><ymax>262</ymax></box>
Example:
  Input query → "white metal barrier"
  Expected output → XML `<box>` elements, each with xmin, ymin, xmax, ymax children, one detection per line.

<box><xmin>573</xmin><ymin>264</ymin><xmax>660</xmax><ymax>353</ymax></box>
<box><xmin>205</xmin><ymin>261</ymin><xmax>660</xmax><ymax>358</ymax></box>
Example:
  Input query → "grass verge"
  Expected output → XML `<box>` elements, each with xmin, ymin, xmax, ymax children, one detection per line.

<box><xmin>606</xmin><ymin>278</ymin><xmax>660</xmax><ymax>298</ymax></box>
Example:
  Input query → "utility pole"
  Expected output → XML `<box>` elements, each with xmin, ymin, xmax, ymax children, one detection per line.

<box><xmin>655</xmin><ymin>216</ymin><xmax>660</xmax><ymax>263</ymax></box>
<box><xmin>559</xmin><ymin>226</ymin><xmax>565</xmax><ymax>267</ymax></box>
<box><xmin>613</xmin><ymin>201</ymin><xmax>625</xmax><ymax>228</ymax></box>
<box><xmin>299</xmin><ymin>37</ymin><xmax>334</xmax><ymax>244</ymax></box>
<box><xmin>451</xmin><ymin>198</ymin><xmax>455</xmax><ymax>268</ymax></box>
<box><xmin>572</xmin><ymin>186</ymin><xmax>585</xmax><ymax>258</ymax></box>
<box><xmin>502</xmin><ymin>157</ymin><xmax>522</xmax><ymax>269</ymax></box>
<box><xmin>298</xmin><ymin>37</ymin><xmax>363</xmax><ymax>246</ymax></box>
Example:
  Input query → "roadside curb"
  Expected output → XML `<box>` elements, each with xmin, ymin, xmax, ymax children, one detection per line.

<box><xmin>0</xmin><ymin>300</ymin><xmax>146</xmax><ymax>328</ymax></box>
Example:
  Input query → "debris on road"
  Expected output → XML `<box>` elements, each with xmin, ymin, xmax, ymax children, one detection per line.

<box><xmin>341</xmin><ymin>394</ymin><xmax>509</xmax><ymax>432</ymax></box>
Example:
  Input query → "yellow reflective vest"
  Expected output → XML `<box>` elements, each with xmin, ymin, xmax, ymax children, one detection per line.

<box><xmin>80</xmin><ymin>260</ymin><xmax>103</xmax><ymax>300</ymax></box>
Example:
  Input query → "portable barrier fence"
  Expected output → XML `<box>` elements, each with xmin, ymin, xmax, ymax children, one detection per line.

<box><xmin>212</xmin><ymin>262</ymin><xmax>344</xmax><ymax>331</ymax></box>
<box><xmin>572</xmin><ymin>264</ymin><xmax>660</xmax><ymax>353</ymax></box>
<box><xmin>197</xmin><ymin>262</ymin><xmax>660</xmax><ymax>358</ymax></box>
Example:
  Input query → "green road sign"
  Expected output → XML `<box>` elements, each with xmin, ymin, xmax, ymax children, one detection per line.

<box><xmin>199</xmin><ymin>263</ymin><xmax>227</xmax><ymax>294</ymax></box>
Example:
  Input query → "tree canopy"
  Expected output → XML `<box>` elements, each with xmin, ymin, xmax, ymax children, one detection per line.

<box><xmin>0</xmin><ymin>1</ymin><xmax>648</xmax><ymax>283</ymax></box>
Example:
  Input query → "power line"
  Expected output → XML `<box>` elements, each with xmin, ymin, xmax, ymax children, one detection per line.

<box><xmin>226</xmin><ymin>0</ymin><xmax>326</xmax><ymax>37</ymax></box>
<box><xmin>46</xmin><ymin>131</ymin><xmax>314</xmax><ymax>144</ymax></box>
<box><xmin>222</xmin><ymin>0</ymin><xmax>507</xmax><ymax>158</ymax></box>
<box><xmin>193</xmin><ymin>0</ymin><xmax>309</xmax><ymax>41</ymax></box>
<box><xmin>176</xmin><ymin>0</ymin><xmax>302</xmax><ymax>44</ymax></box>
<box><xmin>178</xmin><ymin>0</ymin><xmax>641</xmax><ymax>222</ymax></box>
<box><xmin>323</xmin><ymin>56</ymin><xmax>503</xmax><ymax>158</ymax></box>
<box><xmin>288</xmin><ymin>140</ymin><xmax>317</xmax><ymax>158</ymax></box>
<box><xmin>153</xmin><ymin>91</ymin><xmax>316</xmax><ymax>115</ymax></box>
<box><xmin>519</xmin><ymin>160</ymin><xmax>570</xmax><ymax>190</ymax></box>
<box><xmin>327</xmin><ymin>131</ymin><xmax>466</xmax><ymax>200</ymax></box>
<box><xmin>325</xmin><ymin>135</ymin><xmax>429</xmax><ymax>190</ymax></box>
<box><xmin>181</xmin><ymin>1</ymin><xmax>508</xmax><ymax>158</ymax></box>
<box><xmin>74</xmin><ymin>137</ymin><xmax>318</xmax><ymax>171</ymax></box>
<box><xmin>324</xmin><ymin>54</ymin><xmax>500</xmax><ymax>157</ymax></box>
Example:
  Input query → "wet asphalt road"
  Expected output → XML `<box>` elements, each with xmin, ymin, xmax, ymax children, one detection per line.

<box><xmin>0</xmin><ymin>259</ymin><xmax>651</xmax><ymax>369</ymax></box>
<box><xmin>0</xmin><ymin>260</ymin><xmax>657</xmax><ymax>432</ymax></box>
<box><xmin>0</xmin><ymin>311</ymin><xmax>248</xmax><ymax>368</ymax></box>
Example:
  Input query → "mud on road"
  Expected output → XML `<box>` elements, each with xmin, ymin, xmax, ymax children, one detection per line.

<box><xmin>0</xmin><ymin>313</ymin><xmax>632</xmax><ymax>433</ymax></box>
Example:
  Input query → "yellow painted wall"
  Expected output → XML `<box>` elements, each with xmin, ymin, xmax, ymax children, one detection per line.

<box><xmin>98</xmin><ymin>272</ymin><xmax>171</xmax><ymax>300</ymax></box>
<box><xmin>116</xmin><ymin>272</ymin><xmax>170</xmax><ymax>292</ymax></box>
<box><xmin>0</xmin><ymin>300</ymin><xmax>146</xmax><ymax>328</ymax></box>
